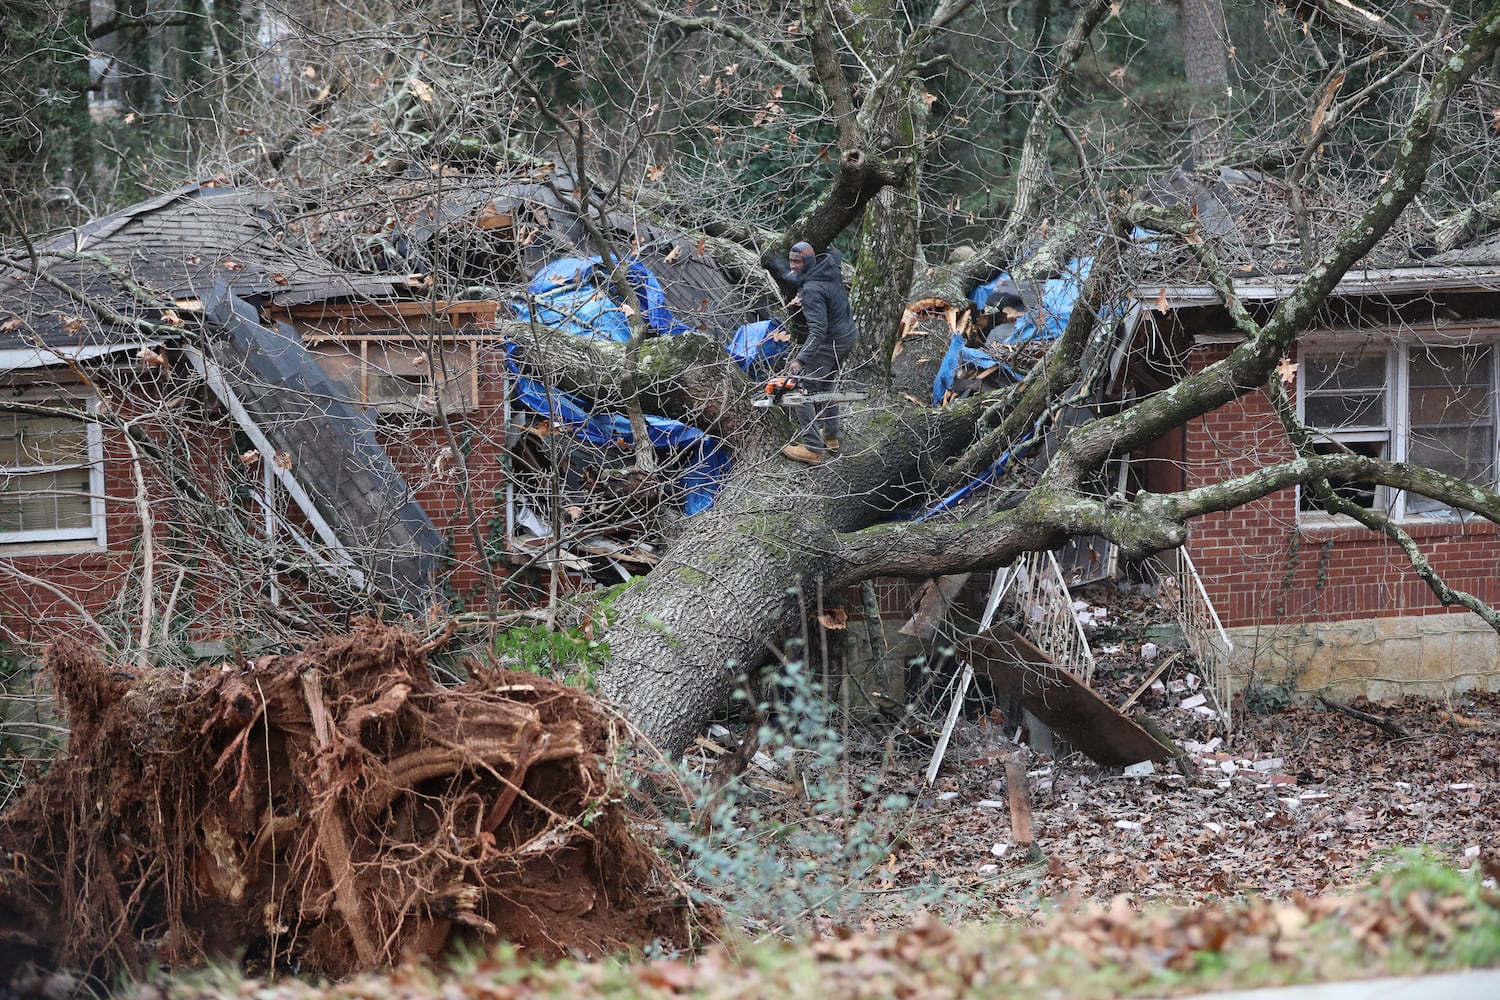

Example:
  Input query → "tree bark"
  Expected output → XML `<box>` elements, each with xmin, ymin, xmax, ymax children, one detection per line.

<box><xmin>601</xmin><ymin>394</ymin><xmax>981</xmax><ymax>754</ymax></box>
<box><xmin>1179</xmin><ymin>0</ymin><xmax>1231</xmax><ymax>166</ymax></box>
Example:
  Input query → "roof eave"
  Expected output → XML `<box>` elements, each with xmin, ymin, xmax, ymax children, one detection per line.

<box><xmin>1140</xmin><ymin>263</ymin><xmax>1500</xmax><ymax>309</ymax></box>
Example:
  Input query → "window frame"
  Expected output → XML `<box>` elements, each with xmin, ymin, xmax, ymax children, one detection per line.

<box><xmin>305</xmin><ymin>334</ymin><xmax>482</xmax><ymax>417</ymax></box>
<box><xmin>1296</xmin><ymin>333</ymin><xmax>1500</xmax><ymax>523</ymax></box>
<box><xmin>0</xmin><ymin>388</ymin><xmax>108</xmax><ymax>548</ymax></box>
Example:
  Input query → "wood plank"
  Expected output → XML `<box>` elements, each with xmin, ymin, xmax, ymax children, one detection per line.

<box><xmin>267</xmin><ymin>300</ymin><xmax>500</xmax><ymax>324</ymax></box>
<box><xmin>958</xmin><ymin>622</ymin><xmax>1171</xmax><ymax>767</ymax></box>
<box><xmin>899</xmin><ymin>575</ymin><xmax>970</xmax><ymax>642</ymax></box>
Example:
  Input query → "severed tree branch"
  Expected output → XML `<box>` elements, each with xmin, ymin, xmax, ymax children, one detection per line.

<box><xmin>1435</xmin><ymin>187</ymin><xmax>1500</xmax><ymax>252</ymax></box>
<box><xmin>1318</xmin><ymin>695</ymin><xmax>1411</xmax><ymax>738</ymax></box>
<box><xmin>935</xmin><ymin>212</ymin><xmax>1131</xmax><ymax>494</ymax></box>
<box><xmin>1294</xmin><ymin>0</ymin><xmax>1421</xmax><ymax>54</ymax></box>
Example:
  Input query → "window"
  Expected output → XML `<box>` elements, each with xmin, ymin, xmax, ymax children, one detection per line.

<box><xmin>1299</xmin><ymin>342</ymin><xmax>1498</xmax><ymax>519</ymax></box>
<box><xmin>0</xmin><ymin>390</ymin><xmax>106</xmax><ymax>546</ymax></box>
<box><xmin>309</xmin><ymin>339</ymin><xmax>479</xmax><ymax>416</ymax></box>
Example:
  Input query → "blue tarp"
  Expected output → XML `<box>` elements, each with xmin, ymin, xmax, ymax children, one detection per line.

<box><xmin>506</xmin><ymin>256</ymin><xmax>729</xmax><ymax>514</ymax></box>
<box><xmin>932</xmin><ymin>333</ymin><xmax>1005</xmax><ymax>405</ymax></box>
<box><xmin>912</xmin><ymin>433</ymin><xmax>1037</xmax><ymax>522</ymax></box>
<box><xmin>511</xmin><ymin>256</ymin><xmax>697</xmax><ymax>341</ymax></box>
<box><xmin>914</xmin><ymin>251</ymin><xmax>1105</xmax><ymax>519</ymax></box>
<box><xmin>507</xmin><ymin>361</ymin><xmax>730</xmax><ymax>516</ymax></box>
<box><xmin>727</xmin><ymin>319</ymin><xmax>791</xmax><ymax>371</ymax></box>
<box><xmin>970</xmin><ymin>257</ymin><xmax>1095</xmax><ymax>348</ymax></box>
<box><xmin>970</xmin><ymin>272</ymin><xmax>1022</xmax><ymax>312</ymax></box>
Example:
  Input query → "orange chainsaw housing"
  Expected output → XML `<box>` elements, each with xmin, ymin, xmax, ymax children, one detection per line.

<box><xmin>764</xmin><ymin>375</ymin><xmax>803</xmax><ymax>401</ymax></box>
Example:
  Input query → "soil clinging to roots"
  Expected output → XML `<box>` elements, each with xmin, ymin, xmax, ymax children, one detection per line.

<box><xmin>0</xmin><ymin>621</ymin><xmax>691</xmax><ymax>986</ymax></box>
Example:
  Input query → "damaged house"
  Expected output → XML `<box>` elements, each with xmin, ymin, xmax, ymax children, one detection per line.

<box><xmin>1119</xmin><ymin>168</ymin><xmax>1500</xmax><ymax>701</ymax></box>
<box><xmin>0</xmin><ymin>170</ymin><xmax>759</xmax><ymax>653</ymax></box>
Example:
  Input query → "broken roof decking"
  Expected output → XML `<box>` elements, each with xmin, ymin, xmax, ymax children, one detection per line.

<box><xmin>1</xmin><ymin>182</ymin><xmax>442</xmax><ymax>615</ymax></box>
<box><xmin>202</xmin><ymin>288</ymin><xmax>443</xmax><ymax>613</ymax></box>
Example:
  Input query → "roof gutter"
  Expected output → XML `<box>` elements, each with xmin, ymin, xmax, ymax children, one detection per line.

<box><xmin>0</xmin><ymin>342</ymin><xmax>157</xmax><ymax>371</ymax></box>
<box><xmin>1141</xmin><ymin>264</ymin><xmax>1500</xmax><ymax>309</ymax></box>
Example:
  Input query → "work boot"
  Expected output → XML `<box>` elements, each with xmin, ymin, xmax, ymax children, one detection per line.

<box><xmin>821</xmin><ymin>435</ymin><xmax>841</xmax><ymax>454</ymax></box>
<box><xmin>781</xmin><ymin>444</ymin><xmax>824</xmax><ymax>465</ymax></box>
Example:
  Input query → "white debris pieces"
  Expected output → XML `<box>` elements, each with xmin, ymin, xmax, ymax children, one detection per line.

<box><xmin>1122</xmin><ymin>760</ymin><xmax>1156</xmax><ymax>778</ymax></box>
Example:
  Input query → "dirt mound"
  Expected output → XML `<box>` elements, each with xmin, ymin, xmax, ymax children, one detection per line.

<box><xmin>0</xmin><ymin>621</ymin><xmax>691</xmax><ymax>985</ymax></box>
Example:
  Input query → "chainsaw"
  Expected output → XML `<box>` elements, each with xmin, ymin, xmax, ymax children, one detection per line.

<box><xmin>754</xmin><ymin>374</ymin><xmax>868</xmax><ymax>408</ymax></box>
<box><xmin>764</xmin><ymin>374</ymin><xmax>804</xmax><ymax>403</ymax></box>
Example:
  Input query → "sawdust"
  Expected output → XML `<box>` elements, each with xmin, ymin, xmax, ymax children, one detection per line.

<box><xmin>0</xmin><ymin>621</ymin><xmax>692</xmax><ymax>987</ymax></box>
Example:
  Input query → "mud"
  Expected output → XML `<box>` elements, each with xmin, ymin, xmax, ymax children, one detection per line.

<box><xmin>0</xmin><ymin>621</ymin><xmax>691</xmax><ymax>986</ymax></box>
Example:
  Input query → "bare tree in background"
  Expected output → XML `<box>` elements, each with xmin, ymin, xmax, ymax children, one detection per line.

<box><xmin>4</xmin><ymin>1</ymin><xmax>1500</xmax><ymax>759</ymax></box>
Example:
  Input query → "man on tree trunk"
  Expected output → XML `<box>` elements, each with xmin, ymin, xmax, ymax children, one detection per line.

<box><xmin>773</xmin><ymin>241</ymin><xmax>859</xmax><ymax>465</ymax></box>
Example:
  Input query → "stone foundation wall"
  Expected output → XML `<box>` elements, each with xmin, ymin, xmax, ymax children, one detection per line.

<box><xmin>1226</xmin><ymin>614</ymin><xmax>1500</xmax><ymax>702</ymax></box>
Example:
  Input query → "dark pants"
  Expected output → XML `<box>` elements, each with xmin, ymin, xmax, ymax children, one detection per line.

<box><xmin>794</xmin><ymin>360</ymin><xmax>841</xmax><ymax>451</ymax></box>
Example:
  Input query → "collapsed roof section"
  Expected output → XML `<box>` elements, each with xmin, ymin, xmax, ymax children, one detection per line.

<box><xmin>199</xmin><ymin>286</ymin><xmax>442</xmax><ymax>613</ymax></box>
<box><xmin>292</xmin><ymin>163</ymin><xmax>764</xmax><ymax>342</ymax></box>
<box><xmin>1</xmin><ymin>181</ymin><xmax>442</xmax><ymax>615</ymax></box>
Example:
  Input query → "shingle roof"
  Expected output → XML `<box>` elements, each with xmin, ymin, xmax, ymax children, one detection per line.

<box><xmin>293</xmin><ymin>165</ymin><xmax>763</xmax><ymax>340</ymax></box>
<box><xmin>1127</xmin><ymin>166</ymin><xmax>1500</xmax><ymax>291</ymax></box>
<box><xmin>2</xmin><ymin>181</ymin><xmax>409</xmax><ymax>351</ymax></box>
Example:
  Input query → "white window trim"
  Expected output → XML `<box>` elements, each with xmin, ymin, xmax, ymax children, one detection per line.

<box><xmin>1</xmin><ymin>392</ymin><xmax>108</xmax><ymax>549</ymax></box>
<box><xmin>1297</xmin><ymin>331</ymin><xmax>1500</xmax><ymax>523</ymax></box>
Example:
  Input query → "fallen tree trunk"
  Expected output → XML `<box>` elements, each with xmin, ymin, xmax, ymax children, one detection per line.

<box><xmin>0</xmin><ymin>622</ymin><xmax>691</xmax><ymax>985</ymax></box>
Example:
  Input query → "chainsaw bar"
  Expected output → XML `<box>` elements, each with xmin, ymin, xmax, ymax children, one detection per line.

<box><xmin>752</xmin><ymin>391</ymin><xmax>869</xmax><ymax>408</ymax></box>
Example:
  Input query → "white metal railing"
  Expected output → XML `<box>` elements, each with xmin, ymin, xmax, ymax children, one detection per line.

<box><xmin>1010</xmin><ymin>550</ymin><xmax>1099</xmax><ymax>684</ymax></box>
<box><xmin>1159</xmin><ymin>549</ymin><xmax>1235</xmax><ymax>731</ymax></box>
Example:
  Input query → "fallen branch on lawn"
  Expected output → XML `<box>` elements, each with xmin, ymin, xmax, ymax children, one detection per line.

<box><xmin>1318</xmin><ymin>696</ymin><xmax>1411</xmax><ymax>739</ymax></box>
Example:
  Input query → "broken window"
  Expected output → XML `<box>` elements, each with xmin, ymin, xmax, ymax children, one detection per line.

<box><xmin>1299</xmin><ymin>342</ymin><xmax>1498</xmax><ymax>519</ymax></box>
<box><xmin>0</xmin><ymin>388</ymin><xmax>105</xmax><ymax>546</ymax></box>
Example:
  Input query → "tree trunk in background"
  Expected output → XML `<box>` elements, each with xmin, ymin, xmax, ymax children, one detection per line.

<box><xmin>1179</xmin><ymin>0</ymin><xmax>1230</xmax><ymax>166</ymax></box>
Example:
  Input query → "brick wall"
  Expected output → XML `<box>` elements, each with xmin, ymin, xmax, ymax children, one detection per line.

<box><xmin>1182</xmin><ymin>342</ymin><xmax>1500</xmax><ymax>629</ymax></box>
<box><xmin>373</xmin><ymin>344</ymin><xmax>517</xmax><ymax>611</ymax></box>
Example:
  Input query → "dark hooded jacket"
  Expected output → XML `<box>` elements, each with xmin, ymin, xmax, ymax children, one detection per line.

<box><xmin>792</xmin><ymin>248</ymin><xmax>858</xmax><ymax>368</ymax></box>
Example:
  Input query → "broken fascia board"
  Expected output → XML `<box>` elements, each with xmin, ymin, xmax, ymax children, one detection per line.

<box><xmin>0</xmin><ymin>343</ymin><xmax>157</xmax><ymax>371</ymax></box>
<box><xmin>181</xmin><ymin>346</ymin><xmax>367</xmax><ymax>590</ymax></box>
<box><xmin>1142</xmin><ymin>263</ymin><xmax>1500</xmax><ymax>310</ymax></box>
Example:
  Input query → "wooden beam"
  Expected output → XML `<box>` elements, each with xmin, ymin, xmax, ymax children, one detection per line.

<box><xmin>958</xmin><ymin>622</ymin><xmax>1171</xmax><ymax>767</ymax></box>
